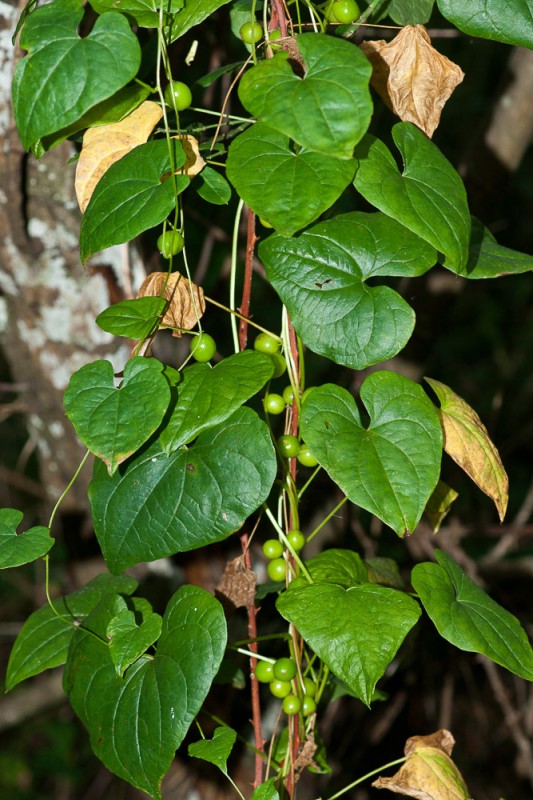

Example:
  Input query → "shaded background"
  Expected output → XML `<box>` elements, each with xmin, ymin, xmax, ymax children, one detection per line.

<box><xmin>1</xmin><ymin>2</ymin><xmax>532</xmax><ymax>798</ymax></box>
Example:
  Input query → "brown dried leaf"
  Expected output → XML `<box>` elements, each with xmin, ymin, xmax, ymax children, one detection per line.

<box><xmin>177</xmin><ymin>134</ymin><xmax>206</xmax><ymax>177</ymax></box>
<box><xmin>294</xmin><ymin>732</ymin><xmax>318</xmax><ymax>780</ymax></box>
<box><xmin>373</xmin><ymin>730</ymin><xmax>471</xmax><ymax>800</ymax></box>
<box><xmin>360</xmin><ymin>26</ymin><xmax>464</xmax><ymax>138</ymax></box>
<box><xmin>75</xmin><ymin>101</ymin><xmax>163</xmax><ymax>212</ymax></box>
<box><xmin>137</xmin><ymin>271</ymin><xmax>205</xmax><ymax>337</ymax></box>
<box><xmin>215</xmin><ymin>556</ymin><xmax>257</xmax><ymax>611</ymax></box>
<box><xmin>425</xmin><ymin>378</ymin><xmax>509</xmax><ymax>521</ymax></box>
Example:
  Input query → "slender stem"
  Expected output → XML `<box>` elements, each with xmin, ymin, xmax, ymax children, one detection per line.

<box><xmin>263</xmin><ymin>506</ymin><xmax>312</xmax><ymax>582</ymax></box>
<box><xmin>230</xmin><ymin>199</ymin><xmax>245</xmax><ymax>352</ymax></box>
<box><xmin>48</xmin><ymin>449</ymin><xmax>91</xmax><ymax>530</ymax></box>
<box><xmin>323</xmin><ymin>757</ymin><xmax>407</xmax><ymax>800</ymax></box>
<box><xmin>204</xmin><ymin>296</ymin><xmax>282</xmax><ymax>339</ymax></box>
<box><xmin>239</xmin><ymin>207</ymin><xmax>257</xmax><ymax>350</ymax></box>
<box><xmin>306</xmin><ymin>497</ymin><xmax>348</xmax><ymax>544</ymax></box>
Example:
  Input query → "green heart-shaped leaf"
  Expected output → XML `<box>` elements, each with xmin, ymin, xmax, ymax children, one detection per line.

<box><xmin>300</xmin><ymin>372</ymin><xmax>443</xmax><ymax>535</ymax></box>
<box><xmin>437</xmin><ymin>0</ymin><xmax>533</xmax><ymax>48</ymax></box>
<box><xmin>80</xmin><ymin>138</ymin><xmax>189</xmax><ymax>262</ymax></box>
<box><xmin>189</xmin><ymin>726</ymin><xmax>237</xmax><ymax>774</ymax></box>
<box><xmin>0</xmin><ymin>508</ymin><xmax>53</xmax><ymax>569</ymax></box>
<box><xmin>446</xmin><ymin>217</ymin><xmax>533</xmax><ymax>279</ymax></box>
<box><xmin>354</xmin><ymin>123</ymin><xmax>471</xmax><ymax>273</ymax></box>
<box><xmin>277</xmin><ymin>583</ymin><xmax>421</xmax><ymax>705</ymax></box>
<box><xmin>6</xmin><ymin>573</ymin><xmax>137</xmax><ymax>690</ymax></box>
<box><xmin>226</xmin><ymin>122</ymin><xmax>356</xmax><ymax>236</ymax></box>
<box><xmin>96</xmin><ymin>297</ymin><xmax>167</xmax><ymax>339</ymax></box>
<box><xmin>259</xmin><ymin>212</ymin><xmax>436</xmax><ymax>369</ymax></box>
<box><xmin>90</xmin><ymin>0</ymin><xmax>184</xmax><ymax>27</ymax></box>
<box><xmin>161</xmin><ymin>350</ymin><xmax>274</xmax><ymax>454</ymax></box>
<box><xmin>412</xmin><ymin>550</ymin><xmax>533</xmax><ymax>680</ymax></box>
<box><xmin>65</xmin><ymin>585</ymin><xmax>227</xmax><ymax>799</ymax></box>
<box><xmin>64</xmin><ymin>357</ymin><xmax>171</xmax><ymax>475</ymax></box>
<box><xmin>238</xmin><ymin>33</ymin><xmax>372</xmax><ymax>159</ymax></box>
<box><xmin>107</xmin><ymin>604</ymin><xmax>163</xmax><ymax>677</ymax></box>
<box><xmin>89</xmin><ymin>407</ymin><xmax>277</xmax><ymax>573</ymax></box>
<box><xmin>304</xmin><ymin>549</ymin><xmax>368</xmax><ymax>588</ymax></box>
<box><xmin>12</xmin><ymin>0</ymin><xmax>141</xmax><ymax>150</ymax></box>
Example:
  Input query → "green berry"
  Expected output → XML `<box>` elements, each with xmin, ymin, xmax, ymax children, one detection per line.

<box><xmin>267</xmin><ymin>558</ymin><xmax>287</xmax><ymax>582</ymax></box>
<box><xmin>330</xmin><ymin>0</ymin><xmax>360</xmax><ymax>22</ymax></box>
<box><xmin>287</xmin><ymin>529</ymin><xmax>306</xmax><ymax>552</ymax></box>
<box><xmin>282</xmin><ymin>385</ymin><xmax>295</xmax><ymax>405</ymax></box>
<box><xmin>264</xmin><ymin>393</ymin><xmax>285</xmax><ymax>415</ymax></box>
<box><xmin>297</xmin><ymin>444</ymin><xmax>318</xmax><ymax>468</ymax></box>
<box><xmin>273</xmin><ymin>657</ymin><xmax>297</xmax><ymax>681</ymax></box>
<box><xmin>277</xmin><ymin>434</ymin><xmax>300</xmax><ymax>458</ymax></box>
<box><xmin>270</xmin><ymin>353</ymin><xmax>287</xmax><ymax>378</ymax></box>
<box><xmin>302</xmin><ymin>695</ymin><xmax>317</xmax><ymax>716</ymax></box>
<box><xmin>263</xmin><ymin>539</ymin><xmax>284</xmax><ymax>560</ymax></box>
<box><xmin>164</xmin><ymin>81</ymin><xmax>193</xmax><ymax>111</ymax></box>
<box><xmin>157</xmin><ymin>230</ymin><xmax>185</xmax><ymax>258</ymax></box>
<box><xmin>269</xmin><ymin>679</ymin><xmax>292</xmax><ymax>698</ymax></box>
<box><xmin>302</xmin><ymin>677</ymin><xmax>317</xmax><ymax>697</ymax></box>
<box><xmin>268</xmin><ymin>28</ymin><xmax>282</xmax><ymax>51</ymax></box>
<box><xmin>254</xmin><ymin>333</ymin><xmax>281</xmax><ymax>354</ymax></box>
<box><xmin>240</xmin><ymin>21</ymin><xmax>263</xmax><ymax>44</ymax></box>
<box><xmin>254</xmin><ymin>660</ymin><xmax>275</xmax><ymax>683</ymax></box>
<box><xmin>282</xmin><ymin>694</ymin><xmax>301</xmax><ymax>715</ymax></box>
<box><xmin>190</xmin><ymin>332</ymin><xmax>216</xmax><ymax>362</ymax></box>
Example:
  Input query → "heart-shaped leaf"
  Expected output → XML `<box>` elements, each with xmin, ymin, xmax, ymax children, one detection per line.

<box><xmin>354</xmin><ymin>123</ymin><xmax>471</xmax><ymax>273</ymax></box>
<box><xmin>259</xmin><ymin>212</ymin><xmax>436</xmax><ymax>369</ymax></box>
<box><xmin>412</xmin><ymin>550</ymin><xmax>533</xmax><ymax>680</ymax></box>
<box><xmin>446</xmin><ymin>217</ymin><xmax>533</xmax><ymax>278</ymax></box>
<box><xmin>12</xmin><ymin>0</ymin><xmax>141</xmax><ymax>150</ymax></box>
<box><xmin>304</xmin><ymin>549</ymin><xmax>368</xmax><ymax>588</ymax></box>
<box><xmin>238</xmin><ymin>33</ymin><xmax>372</xmax><ymax>159</ymax></box>
<box><xmin>107</xmin><ymin>603</ymin><xmax>163</xmax><ymax>677</ymax></box>
<box><xmin>89</xmin><ymin>407</ymin><xmax>277</xmax><ymax>573</ymax></box>
<box><xmin>161</xmin><ymin>350</ymin><xmax>274</xmax><ymax>454</ymax></box>
<box><xmin>188</xmin><ymin>726</ymin><xmax>237</xmax><ymax>774</ymax></box>
<box><xmin>300</xmin><ymin>372</ymin><xmax>443</xmax><ymax>535</ymax></box>
<box><xmin>90</xmin><ymin>0</ymin><xmax>184</xmax><ymax>27</ymax></box>
<box><xmin>80</xmin><ymin>138</ymin><xmax>189</xmax><ymax>263</ymax></box>
<box><xmin>64</xmin><ymin>585</ymin><xmax>227</xmax><ymax>799</ymax></box>
<box><xmin>277</xmin><ymin>583</ymin><xmax>421</xmax><ymax>705</ymax></box>
<box><xmin>6</xmin><ymin>573</ymin><xmax>137</xmax><ymax>690</ymax></box>
<box><xmin>96</xmin><ymin>297</ymin><xmax>167</xmax><ymax>339</ymax></box>
<box><xmin>437</xmin><ymin>0</ymin><xmax>533</xmax><ymax>48</ymax></box>
<box><xmin>0</xmin><ymin>508</ymin><xmax>53</xmax><ymax>569</ymax></box>
<box><xmin>226</xmin><ymin>122</ymin><xmax>356</xmax><ymax>236</ymax></box>
<box><xmin>251</xmin><ymin>779</ymin><xmax>280</xmax><ymax>800</ymax></box>
<box><xmin>64</xmin><ymin>357</ymin><xmax>171</xmax><ymax>475</ymax></box>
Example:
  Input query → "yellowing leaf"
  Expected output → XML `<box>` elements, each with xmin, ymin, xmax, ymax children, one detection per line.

<box><xmin>137</xmin><ymin>271</ymin><xmax>205</xmax><ymax>336</ymax></box>
<box><xmin>425</xmin><ymin>481</ymin><xmax>459</xmax><ymax>533</ymax></box>
<box><xmin>178</xmin><ymin>135</ymin><xmax>206</xmax><ymax>177</ymax></box>
<box><xmin>360</xmin><ymin>26</ymin><xmax>464</xmax><ymax>138</ymax></box>
<box><xmin>425</xmin><ymin>378</ymin><xmax>508</xmax><ymax>521</ymax></box>
<box><xmin>373</xmin><ymin>729</ymin><xmax>471</xmax><ymax>800</ymax></box>
<box><xmin>76</xmin><ymin>101</ymin><xmax>163</xmax><ymax>212</ymax></box>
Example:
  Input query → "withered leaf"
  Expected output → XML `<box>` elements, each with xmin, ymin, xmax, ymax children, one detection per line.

<box><xmin>137</xmin><ymin>271</ymin><xmax>205</xmax><ymax>337</ymax></box>
<box><xmin>425</xmin><ymin>378</ymin><xmax>508</xmax><ymax>521</ymax></box>
<box><xmin>215</xmin><ymin>556</ymin><xmax>257</xmax><ymax>611</ymax></box>
<box><xmin>360</xmin><ymin>26</ymin><xmax>464</xmax><ymax>138</ymax></box>
<box><xmin>178</xmin><ymin>134</ymin><xmax>206</xmax><ymax>177</ymax></box>
<box><xmin>75</xmin><ymin>101</ymin><xmax>163</xmax><ymax>212</ymax></box>
<box><xmin>373</xmin><ymin>729</ymin><xmax>471</xmax><ymax>800</ymax></box>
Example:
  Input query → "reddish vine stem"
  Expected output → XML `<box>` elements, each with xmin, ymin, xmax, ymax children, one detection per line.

<box><xmin>238</xmin><ymin>207</ymin><xmax>257</xmax><ymax>350</ymax></box>
<box><xmin>240</xmin><ymin>531</ymin><xmax>265</xmax><ymax>787</ymax></box>
<box><xmin>270</xmin><ymin>0</ymin><xmax>289</xmax><ymax>37</ymax></box>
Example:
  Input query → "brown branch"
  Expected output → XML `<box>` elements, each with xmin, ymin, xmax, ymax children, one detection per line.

<box><xmin>240</xmin><ymin>531</ymin><xmax>265</xmax><ymax>787</ymax></box>
<box><xmin>238</xmin><ymin>208</ymin><xmax>257</xmax><ymax>351</ymax></box>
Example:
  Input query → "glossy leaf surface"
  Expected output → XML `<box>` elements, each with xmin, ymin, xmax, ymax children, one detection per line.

<box><xmin>107</xmin><ymin>603</ymin><xmax>163</xmax><ymax>677</ymax></box>
<box><xmin>96</xmin><ymin>297</ymin><xmax>167</xmax><ymax>339</ymax></box>
<box><xmin>0</xmin><ymin>508</ymin><xmax>53</xmax><ymax>569</ymax></box>
<box><xmin>6</xmin><ymin>574</ymin><xmax>137</xmax><ymax>690</ymax></box>
<box><xmin>226</xmin><ymin>122</ymin><xmax>356</xmax><ymax>236</ymax></box>
<box><xmin>382</xmin><ymin>0</ymin><xmax>435</xmax><ymax>24</ymax></box>
<box><xmin>277</xmin><ymin>583</ymin><xmax>421</xmax><ymax>705</ymax></box>
<box><xmin>446</xmin><ymin>217</ymin><xmax>533</xmax><ymax>278</ymax></box>
<box><xmin>412</xmin><ymin>550</ymin><xmax>533</xmax><ymax>680</ymax></box>
<box><xmin>196</xmin><ymin>166</ymin><xmax>232</xmax><ymax>204</ymax></box>
<box><xmin>437</xmin><ymin>0</ymin><xmax>533</xmax><ymax>48</ymax></box>
<box><xmin>239</xmin><ymin>33</ymin><xmax>372</xmax><ymax>158</ymax></box>
<box><xmin>90</xmin><ymin>0</ymin><xmax>184</xmax><ymax>27</ymax></box>
<box><xmin>80</xmin><ymin>139</ymin><xmax>188</xmax><ymax>262</ymax></box>
<box><xmin>259</xmin><ymin>212</ymin><xmax>436</xmax><ymax>368</ymax></box>
<box><xmin>161</xmin><ymin>350</ymin><xmax>274</xmax><ymax>454</ymax></box>
<box><xmin>304</xmin><ymin>549</ymin><xmax>368</xmax><ymax>588</ymax></box>
<box><xmin>354</xmin><ymin>123</ymin><xmax>471</xmax><ymax>272</ymax></box>
<box><xmin>89</xmin><ymin>408</ymin><xmax>277</xmax><ymax>572</ymax></box>
<box><xmin>12</xmin><ymin>0</ymin><xmax>141</xmax><ymax>150</ymax></box>
<box><xmin>300</xmin><ymin>373</ymin><xmax>442</xmax><ymax>535</ymax></box>
<box><xmin>65</xmin><ymin>585</ymin><xmax>227</xmax><ymax>799</ymax></box>
<box><xmin>64</xmin><ymin>357</ymin><xmax>171</xmax><ymax>475</ymax></box>
<box><xmin>188</xmin><ymin>726</ymin><xmax>237</xmax><ymax>774</ymax></box>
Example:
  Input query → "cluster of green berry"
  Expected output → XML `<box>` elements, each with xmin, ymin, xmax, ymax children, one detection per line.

<box><xmin>263</xmin><ymin>531</ymin><xmax>306</xmax><ymax>581</ymax></box>
<box><xmin>254</xmin><ymin>657</ymin><xmax>317</xmax><ymax>716</ymax></box>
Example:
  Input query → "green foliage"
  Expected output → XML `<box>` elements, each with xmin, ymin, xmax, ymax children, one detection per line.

<box><xmin>7</xmin><ymin>0</ymin><xmax>533</xmax><ymax>797</ymax></box>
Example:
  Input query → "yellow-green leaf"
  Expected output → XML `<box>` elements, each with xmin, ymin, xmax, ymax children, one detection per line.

<box><xmin>425</xmin><ymin>378</ymin><xmax>508</xmax><ymax>521</ymax></box>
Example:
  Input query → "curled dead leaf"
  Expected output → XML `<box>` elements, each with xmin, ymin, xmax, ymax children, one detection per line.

<box><xmin>373</xmin><ymin>729</ymin><xmax>471</xmax><ymax>800</ymax></box>
<box><xmin>137</xmin><ymin>271</ymin><xmax>205</xmax><ymax>337</ymax></box>
<box><xmin>215</xmin><ymin>555</ymin><xmax>257</xmax><ymax>611</ymax></box>
<box><xmin>177</xmin><ymin>134</ymin><xmax>206</xmax><ymax>177</ymax></box>
<box><xmin>360</xmin><ymin>26</ymin><xmax>464</xmax><ymax>138</ymax></box>
<box><xmin>75</xmin><ymin>101</ymin><xmax>163</xmax><ymax>212</ymax></box>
